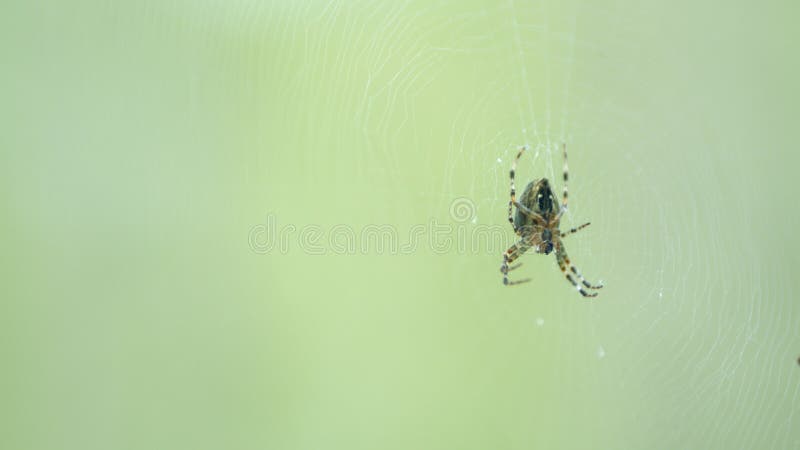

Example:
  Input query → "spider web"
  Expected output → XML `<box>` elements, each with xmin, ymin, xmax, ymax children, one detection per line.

<box><xmin>327</xmin><ymin>1</ymin><xmax>800</xmax><ymax>448</ymax></box>
<box><xmin>259</xmin><ymin>0</ymin><xmax>798</xmax><ymax>448</ymax></box>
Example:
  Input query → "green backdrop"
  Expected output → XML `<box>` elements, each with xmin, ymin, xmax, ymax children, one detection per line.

<box><xmin>3</xmin><ymin>1</ymin><xmax>799</xmax><ymax>449</ymax></box>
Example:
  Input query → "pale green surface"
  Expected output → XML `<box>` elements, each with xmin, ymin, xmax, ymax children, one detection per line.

<box><xmin>3</xmin><ymin>1</ymin><xmax>800</xmax><ymax>449</ymax></box>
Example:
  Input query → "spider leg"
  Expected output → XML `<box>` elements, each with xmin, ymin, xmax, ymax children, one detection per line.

<box><xmin>501</xmin><ymin>241</ymin><xmax>532</xmax><ymax>285</ymax></box>
<box><xmin>557</xmin><ymin>142</ymin><xmax>569</xmax><ymax>219</ymax></box>
<box><xmin>508</xmin><ymin>145</ymin><xmax>547</xmax><ymax>227</ymax></box>
<box><xmin>508</xmin><ymin>146</ymin><xmax>527</xmax><ymax>234</ymax></box>
<box><xmin>511</xmin><ymin>200</ymin><xmax>547</xmax><ymax>225</ymax></box>
<box><xmin>559</xmin><ymin>222</ymin><xmax>591</xmax><ymax>239</ymax></box>
<box><xmin>555</xmin><ymin>241</ymin><xmax>603</xmax><ymax>297</ymax></box>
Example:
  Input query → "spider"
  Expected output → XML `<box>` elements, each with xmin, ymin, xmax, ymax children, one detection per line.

<box><xmin>500</xmin><ymin>143</ymin><xmax>603</xmax><ymax>298</ymax></box>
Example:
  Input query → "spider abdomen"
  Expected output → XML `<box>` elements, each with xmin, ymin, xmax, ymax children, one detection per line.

<box><xmin>514</xmin><ymin>178</ymin><xmax>560</xmax><ymax>229</ymax></box>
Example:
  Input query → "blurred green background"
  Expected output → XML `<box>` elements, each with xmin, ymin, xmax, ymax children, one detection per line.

<box><xmin>3</xmin><ymin>1</ymin><xmax>799</xmax><ymax>449</ymax></box>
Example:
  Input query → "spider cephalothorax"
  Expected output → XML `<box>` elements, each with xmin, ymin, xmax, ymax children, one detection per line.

<box><xmin>501</xmin><ymin>144</ymin><xmax>603</xmax><ymax>298</ymax></box>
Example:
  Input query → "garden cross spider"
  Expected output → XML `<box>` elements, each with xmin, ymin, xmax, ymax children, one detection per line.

<box><xmin>500</xmin><ymin>143</ymin><xmax>603</xmax><ymax>298</ymax></box>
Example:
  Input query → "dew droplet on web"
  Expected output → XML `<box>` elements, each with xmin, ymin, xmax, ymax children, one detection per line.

<box><xmin>597</xmin><ymin>345</ymin><xmax>606</xmax><ymax>359</ymax></box>
<box><xmin>535</xmin><ymin>317</ymin><xmax>544</xmax><ymax>327</ymax></box>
